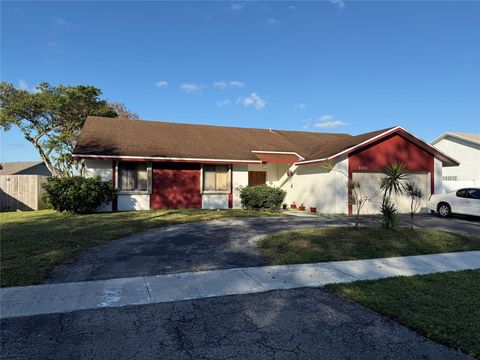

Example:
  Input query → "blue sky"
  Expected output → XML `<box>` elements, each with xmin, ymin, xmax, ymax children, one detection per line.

<box><xmin>1</xmin><ymin>1</ymin><xmax>479</xmax><ymax>162</ymax></box>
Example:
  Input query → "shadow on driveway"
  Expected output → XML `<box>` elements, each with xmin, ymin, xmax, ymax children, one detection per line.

<box><xmin>47</xmin><ymin>214</ymin><xmax>479</xmax><ymax>284</ymax></box>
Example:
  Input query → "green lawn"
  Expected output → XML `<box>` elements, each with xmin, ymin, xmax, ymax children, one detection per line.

<box><xmin>0</xmin><ymin>209</ymin><xmax>281</xmax><ymax>287</ymax></box>
<box><xmin>258</xmin><ymin>227</ymin><xmax>480</xmax><ymax>265</ymax></box>
<box><xmin>327</xmin><ymin>270</ymin><xmax>480</xmax><ymax>358</ymax></box>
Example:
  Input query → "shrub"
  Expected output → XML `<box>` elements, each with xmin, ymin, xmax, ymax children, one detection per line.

<box><xmin>42</xmin><ymin>176</ymin><xmax>116</xmax><ymax>214</ymax></box>
<box><xmin>380</xmin><ymin>196</ymin><xmax>399</xmax><ymax>229</ymax></box>
<box><xmin>239</xmin><ymin>185</ymin><xmax>286</xmax><ymax>211</ymax></box>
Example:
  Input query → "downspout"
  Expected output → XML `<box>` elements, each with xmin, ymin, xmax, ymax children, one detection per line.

<box><xmin>228</xmin><ymin>165</ymin><xmax>233</xmax><ymax>208</ymax></box>
<box><xmin>112</xmin><ymin>161</ymin><xmax>118</xmax><ymax>212</ymax></box>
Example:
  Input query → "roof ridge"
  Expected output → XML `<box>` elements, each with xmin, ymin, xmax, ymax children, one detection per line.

<box><xmin>85</xmin><ymin>116</ymin><xmax>352</xmax><ymax>137</ymax></box>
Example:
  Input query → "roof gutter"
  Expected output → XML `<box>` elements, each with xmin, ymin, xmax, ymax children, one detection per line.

<box><xmin>72</xmin><ymin>154</ymin><xmax>263</xmax><ymax>164</ymax></box>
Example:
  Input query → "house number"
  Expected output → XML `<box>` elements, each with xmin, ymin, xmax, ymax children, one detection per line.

<box><xmin>358</xmin><ymin>166</ymin><xmax>368</xmax><ymax>170</ymax></box>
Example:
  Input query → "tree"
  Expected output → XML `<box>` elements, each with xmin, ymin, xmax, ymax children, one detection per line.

<box><xmin>404</xmin><ymin>181</ymin><xmax>424</xmax><ymax>229</ymax></box>
<box><xmin>379</xmin><ymin>162</ymin><xmax>407</xmax><ymax>229</ymax></box>
<box><xmin>0</xmin><ymin>82</ymin><xmax>121</xmax><ymax>177</ymax></box>
<box><xmin>109</xmin><ymin>102</ymin><xmax>139</xmax><ymax>120</ymax></box>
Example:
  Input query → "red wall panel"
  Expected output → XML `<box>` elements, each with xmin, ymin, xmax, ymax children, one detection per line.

<box><xmin>150</xmin><ymin>162</ymin><xmax>202</xmax><ymax>209</ymax></box>
<box><xmin>347</xmin><ymin>133</ymin><xmax>435</xmax><ymax>214</ymax></box>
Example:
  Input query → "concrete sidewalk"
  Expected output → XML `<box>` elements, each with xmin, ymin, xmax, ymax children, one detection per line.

<box><xmin>1</xmin><ymin>251</ymin><xmax>479</xmax><ymax>319</ymax></box>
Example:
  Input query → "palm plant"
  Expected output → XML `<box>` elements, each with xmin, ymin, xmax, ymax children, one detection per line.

<box><xmin>380</xmin><ymin>162</ymin><xmax>407</xmax><ymax>229</ymax></box>
<box><xmin>380</xmin><ymin>162</ymin><xmax>407</xmax><ymax>200</ymax></box>
<box><xmin>404</xmin><ymin>181</ymin><xmax>424</xmax><ymax>229</ymax></box>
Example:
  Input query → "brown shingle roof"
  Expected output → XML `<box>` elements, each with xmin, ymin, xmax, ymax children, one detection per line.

<box><xmin>73</xmin><ymin>116</ymin><xmax>395</xmax><ymax>161</ymax></box>
<box><xmin>0</xmin><ymin>161</ymin><xmax>50</xmax><ymax>175</ymax></box>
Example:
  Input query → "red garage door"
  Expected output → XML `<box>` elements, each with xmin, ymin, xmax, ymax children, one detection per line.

<box><xmin>150</xmin><ymin>163</ymin><xmax>202</xmax><ymax>209</ymax></box>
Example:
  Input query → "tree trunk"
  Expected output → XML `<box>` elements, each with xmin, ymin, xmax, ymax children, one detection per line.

<box><xmin>28</xmin><ymin>137</ymin><xmax>60</xmax><ymax>177</ymax></box>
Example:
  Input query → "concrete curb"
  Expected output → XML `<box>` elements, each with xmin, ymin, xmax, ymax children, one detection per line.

<box><xmin>1</xmin><ymin>251</ymin><xmax>479</xmax><ymax>319</ymax></box>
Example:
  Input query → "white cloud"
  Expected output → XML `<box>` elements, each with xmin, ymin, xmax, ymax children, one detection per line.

<box><xmin>155</xmin><ymin>80</ymin><xmax>168</xmax><ymax>88</ymax></box>
<box><xmin>18</xmin><ymin>79</ymin><xmax>29</xmax><ymax>91</ymax></box>
<box><xmin>301</xmin><ymin>118</ymin><xmax>312</xmax><ymax>130</ymax></box>
<box><xmin>53</xmin><ymin>17</ymin><xmax>76</xmax><ymax>29</ymax></box>
<box><xmin>230</xmin><ymin>3</ymin><xmax>243</xmax><ymax>11</ymax></box>
<box><xmin>266</xmin><ymin>17</ymin><xmax>279</xmax><ymax>25</ymax></box>
<box><xmin>48</xmin><ymin>41</ymin><xmax>63</xmax><ymax>54</ymax></box>
<box><xmin>214</xmin><ymin>80</ymin><xmax>245</xmax><ymax>90</ymax></box>
<box><xmin>329</xmin><ymin>0</ymin><xmax>345</xmax><ymax>9</ymax></box>
<box><xmin>294</xmin><ymin>103</ymin><xmax>307</xmax><ymax>110</ymax></box>
<box><xmin>17</xmin><ymin>79</ymin><xmax>38</xmax><ymax>93</ymax></box>
<box><xmin>217</xmin><ymin>99</ymin><xmax>231</xmax><ymax>107</ymax></box>
<box><xmin>239</xmin><ymin>93</ymin><xmax>266</xmax><ymax>110</ymax></box>
<box><xmin>180</xmin><ymin>82</ymin><xmax>204</xmax><ymax>93</ymax></box>
<box><xmin>313</xmin><ymin>115</ymin><xmax>347</xmax><ymax>129</ymax></box>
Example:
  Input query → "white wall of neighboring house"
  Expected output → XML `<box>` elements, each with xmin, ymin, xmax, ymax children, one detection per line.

<box><xmin>432</xmin><ymin>136</ymin><xmax>480</xmax><ymax>192</ymax></box>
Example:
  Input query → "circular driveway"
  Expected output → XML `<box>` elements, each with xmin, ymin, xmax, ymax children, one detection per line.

<box><xmin>48</xmin><ymin>214</ymin><xmax>480</xmax><ymax>283</ymax></box>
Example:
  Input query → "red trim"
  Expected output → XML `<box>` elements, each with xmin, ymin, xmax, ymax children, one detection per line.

<box><xmin>111</xmin><ymin>161</ymin><xmax>117</xmax><ymax>212</ymax></box>
<box><xmin>347</xmin><ymin>133</ymin><xmax>436</xmax><ymax>215</ymax></box>
<box><xmin>295</xmin><ymin>127</ymin><xmax>459</xmax><ymax>166</ymax></box>
<box><xmin>348</xmin><ymin>164</ymin><xmax>353</xmax><ymax>215</ymax></box>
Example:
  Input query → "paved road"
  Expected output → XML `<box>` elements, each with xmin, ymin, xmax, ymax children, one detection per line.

<box><xmin>0</xmin><ymin>288</ymin><xmax>470</xmax><ymax>360</ymax></box>
<box><xmin>48</xmin><ymin>214</ymin><xmax>480</xmax><ymax>284</ymax></box>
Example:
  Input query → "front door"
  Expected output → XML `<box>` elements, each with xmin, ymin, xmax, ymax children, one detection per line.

<box><xmin>248</xmin><ymin>171</ymin><xmax>266</xmax><ymax>187</ymax></box>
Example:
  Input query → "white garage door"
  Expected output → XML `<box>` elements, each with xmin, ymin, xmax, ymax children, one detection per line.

<box><xmin>352</xmin><ymin>172</ymin><xmax>430</xmax><ymax>215</ymax></box>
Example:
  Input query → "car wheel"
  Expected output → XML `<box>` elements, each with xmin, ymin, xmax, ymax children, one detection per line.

<box><xmin>437</xmin><ymin>203</ymin><xmax>451</xmax><ymax>218</ymax></box>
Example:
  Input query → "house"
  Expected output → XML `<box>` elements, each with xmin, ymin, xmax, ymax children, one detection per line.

<box><xmin>0</xmin><ymin>162</ymin><xmax>51</xmax><ymax>212</ymax></box>
<box><xmin>73</xmin><ymin>117</ymin><xmax>458</xmax><ymax>214</ymax></box>
<box><xmin>0</xmin><ymin>161</ymin><xmax>51</xmax><ymax>176</ymax></box>
<box><xmin>431</xmin><ymin>132</ymin><xmax>480</xmax><ymax>192</ymax></box>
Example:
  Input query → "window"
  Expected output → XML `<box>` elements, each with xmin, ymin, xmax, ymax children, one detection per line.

<box><xmin>443</xmin><ymin>176</ymin><xmax>457</xmax><ymax>181</ymax></box>
<box><xmin>466</xmin><ymin>189</ymin><xmax>480</xmax><ymax>200</ymax></box>
<box><xmin>118</xmin><ymin>162</ymin><xmax>149</xmax><ymax>192</ymax></box>
<box><xmin>203</xmin><ymin>165</ymin><xmax>229</xmax><ymax>192</ymax></box>
<box><xmin>456</xmin><ymin>189</ymin><xmax>467</xmax><ymax>198</ymax></box>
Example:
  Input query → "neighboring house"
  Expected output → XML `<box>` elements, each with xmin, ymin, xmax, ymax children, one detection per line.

<box><xmin>0</xmin><ymin>162</ymin><xmax>51</xmax><ymax>212</ymax></box>
<box><xmin>0</xmin><ymin>161</ymin><xmax>51</xmax><ymax>176</ymax></box>
<box><xmin>73</xmin><ymin>117</ymin><xmax>458</xmax><ymax>214</ymax></box>
<box><xmin>431</xmin><ymin>132</ymin><xmax>480</xmax><ymax>192</ymax></box>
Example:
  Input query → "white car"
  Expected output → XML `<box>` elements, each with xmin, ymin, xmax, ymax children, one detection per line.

<box><xmin>428</xmin><ymin>188</ymin><xmax>480</xmax><ymax>217</ymax></box>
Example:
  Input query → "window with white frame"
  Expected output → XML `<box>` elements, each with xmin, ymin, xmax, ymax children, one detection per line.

<box><xmin>203</xmin><ymin>165</ymin><xmax>229</xmax><ymax>192</ymax></box>
<box><xmin>118</xmin><ymin>162</ymin><xmax>149</xmax><ymax>192</ymax></box>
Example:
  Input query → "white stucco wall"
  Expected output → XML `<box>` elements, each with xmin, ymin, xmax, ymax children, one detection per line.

<box><xmin>434</xmin><ymin>158</ymin><xmax>443</xmax><ymax>194</ymax></box>
<box><xmin>281</xmin><ymin>156</ymin><xmax>349</xmax><ymax>214</ymax></box>
<box><xmin>84</xmin><ymin>159</ymin><xmax>151</xmax><ymax>211</ymax></box>
<box><xmin>232</xmin><ymin>164</ymin><xmax>249</xmax><ymax>208</ymax></box>
<box><xmin>433</xmin><ymin>136</ymin><xmax>480</xmax><ymax>191</ymax></box>
<box><xmin>84</xmin><ymin>159</ymin><xmax>113</xmax><ymax>211</ymax></box>
<box><xmin>202</xmin><ymin>194</ymin><xmax>229</xmax><ymax>209</ymax></box>
<box><xmin>117</xmin><ymin>194</ymin><xmax>150</xmax><ymax>211</ymax></box>
<box><xmin>84</xmin><ymin>159</ymin><xmax>113</xmax><ymax>181</ymax></box>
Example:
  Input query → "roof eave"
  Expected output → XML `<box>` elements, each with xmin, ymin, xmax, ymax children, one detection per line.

<box><xmin>295</xmin><ymin>126</ymin><xmax>460</xmax><ymax>167</ymax></box>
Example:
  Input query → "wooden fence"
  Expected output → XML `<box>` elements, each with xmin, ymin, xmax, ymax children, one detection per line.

<box><xmin>0</xmin><ymin>175</ymin><xmax>49</xmax><ymax>212</ymax></box>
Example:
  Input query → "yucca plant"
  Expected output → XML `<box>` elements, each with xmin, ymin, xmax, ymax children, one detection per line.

<box><xmin>381</xmin><ymin>196</ymin><xmax>399</xmax><ymax>229</ymax></box>
<box><xmin>404</xmin><ymin>181</ymin><xmax>424</xmax><ymax>229</ymax></box>
<box><xmin>380</xmin><ymin>162</ymin><xmax>407</xmax><ymax>229</ymax></box>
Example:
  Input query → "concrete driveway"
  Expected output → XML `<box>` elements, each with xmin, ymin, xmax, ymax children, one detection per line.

<box><xmin>47</xmin><ymin>214</ymin><xmax>479</xmax><ymax>284</ymax></box>
<box><xmin>0</xmin><ymin>288</ymin><xmax>470</xmax><ymax>360</ymax></box>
